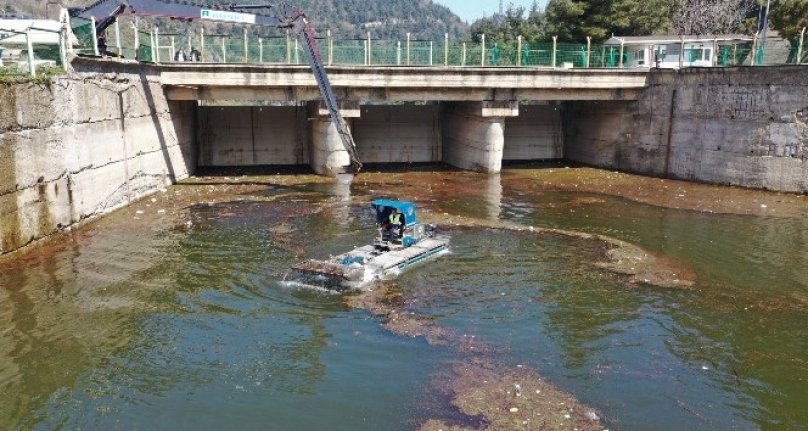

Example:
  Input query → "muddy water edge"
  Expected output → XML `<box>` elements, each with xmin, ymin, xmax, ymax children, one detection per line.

<box><xmin>0</xmin><ymin>167</ymin><xmax>806</xmax><ymax>431</ymax></box>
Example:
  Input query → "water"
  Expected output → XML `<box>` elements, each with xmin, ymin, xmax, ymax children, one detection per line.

<box><xmin>1</xmin><ymin>169</ymin><xmax>806</xmax><ymax>430</ymax></box>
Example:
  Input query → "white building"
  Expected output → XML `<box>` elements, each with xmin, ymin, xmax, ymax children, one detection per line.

<box><xmin>604</xmin><ymin>35</ymin><xmax>754</xmax><ymax>68</ymax></box>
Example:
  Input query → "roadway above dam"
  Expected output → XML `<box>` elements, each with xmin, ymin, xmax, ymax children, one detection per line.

<box><xmin>156</xmin><ymin>63</ymin><xmax>650</xmax><ymax>102</ymax></box>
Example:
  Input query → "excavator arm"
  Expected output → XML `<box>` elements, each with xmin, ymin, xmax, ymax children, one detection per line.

<box><xmin>70</xmin><ymin>0</ymin><xmax>282</xmax><ymax>26</ymax></box>
<box><xmin>280</xmin><ymin>7</ymin><xmax>362</xmax><ymax>174</ymax></box>
<box><xmin>71</xmin><ymin>0</ymin><xmax>363</xmax><ymax>173</ymax></box>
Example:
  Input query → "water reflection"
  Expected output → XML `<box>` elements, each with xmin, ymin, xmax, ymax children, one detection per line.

<box><xmin>483</xmin><ymin>174</ymin><xmax>502</xmax><ymax>221</ymax></box>
<box><xmin>330</xmin><ymin>182</ymin><xmax>353</xmax><ymax>229</ymax></box>
<box><xmin>0</xmin><ymin>240</ymin><xmax>139</xmax><ymax>430</ymax></box>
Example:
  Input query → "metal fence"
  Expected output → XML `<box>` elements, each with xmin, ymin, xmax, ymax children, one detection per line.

<box><xmin>121</xmin><ymin>31</ymin><xmax>802</xmax><ymax>68</ymax></box>
<box><xmin>0</xmin><ymin>23</ymin><xmax>69</xmax><ymax>77</ymax></box>
<box><xmin>10</xmin><ymin>12</ymin><xmax>805</xmax><ymax>74</ymax></box>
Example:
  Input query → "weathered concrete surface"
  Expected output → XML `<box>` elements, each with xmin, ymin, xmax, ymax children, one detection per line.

<box><xmin>504</xmin><ymin>104</ymin><xmax>563</xmax><ymax>160</ymax></box>
<box><xmin>156</xmin><ymin>63</ymin><xmax>648</xmax><ymax>103</ymax></box>
<box><xmin>0</xmin><ymin>70</ymin><xmax>195</xmax><ymax>256</ymax></box>
<box><xmin>565</xmin><ymin>67</ymin><xmax>808</xmax><ymax>193</ymax></box>
<box><xmin>197</xmin><ymin>105</ymin><xmax>307</xmax><ymax>166</ymax></box>
<box><xmin>308</xmin><ymin>102</ymin><xmax>360</xmax><ymax>176</ymax></box>
<box><xmin>196</xmin><ymin>101</ymin><xmax>562</xmax><ymax>170</ymax></box>
<box><xmin>353</xmin><ymin>104</ymin><xmax>441</xmax><ymax>163</ymax></box>
<box><xmin>442</xmin><ymin>102</ymin><xmax>519</xmax><ymax>173</ymax></box>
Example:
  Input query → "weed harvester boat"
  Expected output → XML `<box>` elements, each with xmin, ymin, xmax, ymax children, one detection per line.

<box><xmin>286</xmin><ymin>200</ymin><xmax>449</xmax><ymax>291</ymax></box>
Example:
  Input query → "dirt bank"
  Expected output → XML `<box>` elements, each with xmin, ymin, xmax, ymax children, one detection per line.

<box><xmin>345</xmin><ymin>283</ymin><xmax>604</xmax><ymax>431</ymax></box>
<box><xmin>421</xmin><ymin>213</ymin><xmax>695</xmax><ymax>291</ymax></box>
<box><xmin>506</xmin><ymin>167</ymin><xmax>808</xmax><ymax>218</ymax></box>
<box><xmin>420</xmin><ymin>359</ymin><xmax>603</xmax><ymax>431</ymax></box>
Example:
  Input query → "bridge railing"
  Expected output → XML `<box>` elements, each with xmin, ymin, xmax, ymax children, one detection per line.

<box><xmin>0</xmin><ymin>21</ymin><xmax>69</xmax><ymax>78</ymax></box>
<box><xmin>65</xmin><ymin>20</ymin><xmax>807</xmax><ymax>69</ymax></box>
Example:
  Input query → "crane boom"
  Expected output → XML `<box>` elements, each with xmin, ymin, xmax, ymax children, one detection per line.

<box><xmin>71</xmin><ymin>0</ymin><xmax>363</xmax><ymax>173</ymax></box>
<box><xmin>282</xmin><ymin>7</ymin><xmax>362</xmax><ymax>173</ymax></box>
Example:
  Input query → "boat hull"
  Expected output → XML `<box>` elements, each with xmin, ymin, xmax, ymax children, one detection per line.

<box><xmin>287</xmin><ymin>236</ymin><xmax>449</xmax><ymax>291</ymax></box>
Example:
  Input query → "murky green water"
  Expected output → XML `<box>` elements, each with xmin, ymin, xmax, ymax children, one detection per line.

<box><xmin>1</xmin><ymin>170</ymin><xmax>806</xmax><ymax>430</ymax></box>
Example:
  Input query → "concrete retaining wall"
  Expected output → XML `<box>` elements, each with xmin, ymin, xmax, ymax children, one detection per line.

<box><xmin>198</xmin><ymin>105</ymin><xmax>308</xmax><ymax>166</ymax></box>
<box><xmin>354</xmin><ymin>104</ymin><xmax>441</xmax><ymax>163</ymax></box>
<box><xmin>565</xmin><ymin>67</ymin><xmax>808</xmax><ymax>193</ymax></box>
<box><xmin>504</xmin><ymin>104</ymin><xmax>563</xmax><ymax>160</ymax></box>
<box><xmin>0</xmin><ymin>70</ymin><xmax>195</xmax><ymax>257</ymax></box>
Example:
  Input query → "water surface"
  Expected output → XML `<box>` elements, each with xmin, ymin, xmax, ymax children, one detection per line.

<box><xmin>1</xmin><ymin>169</ymin><xmax>806</xmax><ymax>430</ymax></box>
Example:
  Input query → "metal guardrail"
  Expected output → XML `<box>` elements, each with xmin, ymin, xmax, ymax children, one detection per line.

<box><xmin>6</xmin><ymin>10</ymin><xmax>803</xmax><ymax>75</ymax></box>
<box><xmin>0</xmin><ymin>25</ymin><xmax>68</xmax><ymax>77</ymax></box>
<box><xmin>132</xmin><ymin>28</ymin><xmax>808</xmax><ymax>69</ymax></box>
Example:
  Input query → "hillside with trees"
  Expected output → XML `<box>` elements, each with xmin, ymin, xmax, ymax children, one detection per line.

<box><xmin>0</xmin><ymin>0</ymin><xmax>470</xmax><ymax>40</ymax></box>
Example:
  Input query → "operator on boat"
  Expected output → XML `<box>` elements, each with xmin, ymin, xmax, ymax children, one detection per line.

<box><xmin>386</xmin><ymin>208</ymin><xmax>405</xmax><ymax>239</ymax></box>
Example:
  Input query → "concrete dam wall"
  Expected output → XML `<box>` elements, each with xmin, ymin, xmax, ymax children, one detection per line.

<box><xmin>197</xmin><ymin>103</ymin><xmax>563</xmax><ymax>169</ymax></box>
<box><xmin>565</xmin><ymin>66</ymin><xmax>808</xmax><ymax>193</ymax></box>
<box><xmin>0</xmin><ymin>70</ymin><xmax>195</xmax><ymax>257</ymax></box>
<box><xmin>2</xmin><ymin>63</ymin><xmax>806</xmax><ymax>257</ymax></box>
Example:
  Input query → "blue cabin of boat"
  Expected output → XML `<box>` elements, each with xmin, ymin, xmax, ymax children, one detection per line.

<box><xmin>372</xmin><ymin>200</ymin><xmax>417</xmax><ymax>227</ymax></box>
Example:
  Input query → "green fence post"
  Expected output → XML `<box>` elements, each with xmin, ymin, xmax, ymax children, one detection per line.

<box><xmin>798</xmin><ymin>27</ymin><xmax>805</xmax><ymax>65</ymax></box>
<box><xmin>199</xmin><ymin>27</ymin><xmax>204</xmax><ymax>61</ymax></box>
<box><xmin>586</xmin><ymin>37</ymin><xmax>591</xmax><ymax>68</ymax></box>
<box><xmin>522</xmin><ymin>42</ymin><xmax>530</xmax><ymax>66</ymax></box>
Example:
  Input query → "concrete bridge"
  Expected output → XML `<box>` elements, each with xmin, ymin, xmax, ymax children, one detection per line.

<box><xmin>141</xmin><ymin>62</ymin><xmax>652</xmax><ymax>175</ymax></box>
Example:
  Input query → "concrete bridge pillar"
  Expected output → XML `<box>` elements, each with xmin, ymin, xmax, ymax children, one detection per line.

<box><xmin>441</xmin><ymin>101</ymin><xmax>519</xmax><ymax>173</ymax></box>
<box><xmin>309</xmin><ymin>101</ymin><xmax>361</xmax><ymax>176</ymax></box>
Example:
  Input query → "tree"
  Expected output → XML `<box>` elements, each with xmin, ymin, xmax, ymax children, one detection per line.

<box><xmin>544</xmin><ymin>0</ymin><xmax>674</xmax><ymax>41</ymax></box>
<box><xmin>672</xmin><ymin>0</ymin><xmax>757</xmax><ymax>35</ymax></box>
<box><xmin>769</xmin><ymin>0</ymin><xmax>808</xmax><ymax>42</ymax></box>
<box><xmin>469</xmin><ymin>4</ymin><xmax>546</xmax><ymax>44</ymax></box>
<box><xmin>544</xmin><ymin>0</ymin><xmax>589</xmax><ymax>40</ymax></box>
